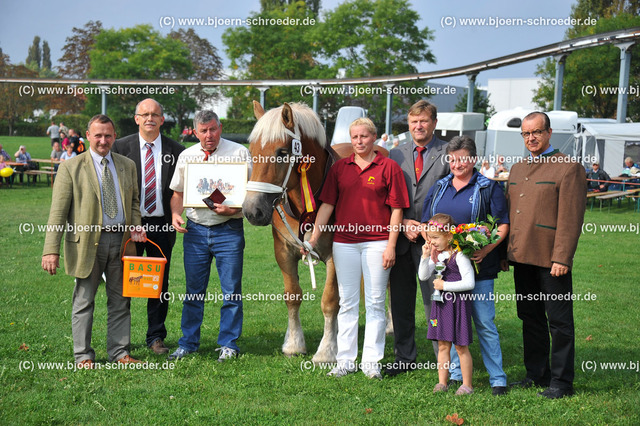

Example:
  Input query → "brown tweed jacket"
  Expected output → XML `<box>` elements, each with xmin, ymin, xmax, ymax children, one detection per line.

<box><xmin>506</xmin><ymin>151</ymin><xmax>587</xmax><ymax>269</ymax></box>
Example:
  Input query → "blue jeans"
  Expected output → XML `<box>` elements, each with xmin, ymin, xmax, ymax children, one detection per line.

<box><xmin>178</xmin><ymin>219</ymin><xmax>244</xmax><ymax>352</ymax></box>
<box><xmin>450</xmin><ymin>279</ymin><xmax>507</xmax><ymax>387</ymax></box>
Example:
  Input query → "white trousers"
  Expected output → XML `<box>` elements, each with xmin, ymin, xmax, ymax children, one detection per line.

<box><xmin>333</xmin><ymin>240</ymin><xmax>389</xmax><ymax>371</ymax></box>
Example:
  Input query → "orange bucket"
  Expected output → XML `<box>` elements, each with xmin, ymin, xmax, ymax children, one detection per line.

<box><xmin>122</xmin><ymin>239</ymin><xmax>167</xmax><ymax>298</ymax></box>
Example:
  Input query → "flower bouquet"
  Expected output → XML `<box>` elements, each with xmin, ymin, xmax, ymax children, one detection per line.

<box><xmin>450</xmin><ymin>215</ymin><xmax>501</xmax><ymax>273</ymax></box>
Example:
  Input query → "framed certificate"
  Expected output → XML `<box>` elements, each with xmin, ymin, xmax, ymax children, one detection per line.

<box><xmin>183</xmin><ymin>162</ymin><xmax>248</xmax><ymax>208</ymax></box>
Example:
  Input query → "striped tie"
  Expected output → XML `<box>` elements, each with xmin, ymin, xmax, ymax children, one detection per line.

<box><xmin>101</xmin><ymin>158</ymin><xmax>118</xmax><ymax>218</ymax></box>
<box><xmin>144</xmin><ymin>142</ymin><xmax>156</xmax><ymax>214</ymax></box>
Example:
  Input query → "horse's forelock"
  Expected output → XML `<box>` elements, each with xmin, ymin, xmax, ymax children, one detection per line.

<box><xmin>249</xmin><ymin>103</ymin><xmax>326</xmax><ymax>149</ymax></box>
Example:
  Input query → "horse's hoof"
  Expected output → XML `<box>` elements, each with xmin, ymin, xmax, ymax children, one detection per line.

<box><xmin>283</xmin><ymin>351</ymin><xmax>307</xmax><ymax>358</ymax></box>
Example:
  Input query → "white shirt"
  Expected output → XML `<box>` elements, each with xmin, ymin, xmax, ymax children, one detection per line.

<box><xmin>480</xmin><ymin>166</ymin><xmax>496</xmax><ymax>178</ymax></box>
<box><xmin>139</xmin><ymin>133</ymin><xmax>164</xmax><ymax>218</ymax></box>
<box><xmin>418</xmin><ymin>251</ymin><xmax>475</xmax><ymax>292</ymax></box>
<box><xmin>170</xmin><ymin>138</ymin><xmax>251</xmax><ymax>226</ymax></box>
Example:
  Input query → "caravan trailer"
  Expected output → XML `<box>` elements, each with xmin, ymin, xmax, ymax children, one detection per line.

<box><xmin>484</xmin><ymin>108</ymin><xmax>577</xmax><ymax>167</ymax></box>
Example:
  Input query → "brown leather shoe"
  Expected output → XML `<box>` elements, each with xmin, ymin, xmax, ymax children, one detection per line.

<box><xmin>150</xmin><ymin>339</ymin><xmax>169</xmax><ymax>354</ymax></box>
<box><xmin>117</xmin><ymin>355</ymin><xmax>143</xmax><ymax>364</ymax></box>
<box><xmin>76</xmin><ymin>359</ymin><xmax>94</xmax><ymax>369</ymax></box>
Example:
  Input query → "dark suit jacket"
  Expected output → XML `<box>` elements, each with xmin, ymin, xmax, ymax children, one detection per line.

<box><xmin>389</xmin><ymin>137</ymin><xmax>449</xmax><ymax>254</ymax></box>
<box><xmin>42</xmin><ymin>151</ymin><xmax>140</xmax><ymax>278</ymax></box>
<box><xmin>112</xmin><ymin>134</ymin><xmax>185</xmax><ymax>227</ymax></box>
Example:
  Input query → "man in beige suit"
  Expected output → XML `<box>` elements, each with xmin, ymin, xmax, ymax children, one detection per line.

<box><xmin>42</xmin><ymin>114</ymin><xmax>147</xmax><ymax>368</ymax></box>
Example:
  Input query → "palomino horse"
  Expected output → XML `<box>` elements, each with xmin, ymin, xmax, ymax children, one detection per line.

<box><xmin>242</xmin><ymin>101</ymin><xmax>339</xmax><ymax>363</ymax></box>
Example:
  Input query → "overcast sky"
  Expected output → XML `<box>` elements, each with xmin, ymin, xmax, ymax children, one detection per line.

<box><xmin>0</xmin><ymin>0</ymin><xmax>576</xmax><ymax>88</ymax></box>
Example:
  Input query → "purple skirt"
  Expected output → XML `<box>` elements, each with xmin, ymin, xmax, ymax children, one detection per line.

<box><xmin>427</xmin><ymin>291</ymin><xmax>473</xmax><ymax>346</ymax></box>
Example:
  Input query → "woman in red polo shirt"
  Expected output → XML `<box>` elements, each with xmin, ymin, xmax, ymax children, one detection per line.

<box><xmin>305</xmin><ymin>117</ymin><xmax>410</xmax><ymax>379</ymax></box>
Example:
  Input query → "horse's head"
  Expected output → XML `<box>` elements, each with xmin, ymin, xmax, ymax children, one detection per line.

<box><xmin>243</xmin><ymin>101</ymin><xmax>327</xmax><ymax>226</ymax></box>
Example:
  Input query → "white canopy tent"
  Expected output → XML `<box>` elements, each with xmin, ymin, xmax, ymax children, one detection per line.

<box><xmin>576</xmin><ymin>123</ymin><xmax>640</xmax><ymax>176</ymax></box>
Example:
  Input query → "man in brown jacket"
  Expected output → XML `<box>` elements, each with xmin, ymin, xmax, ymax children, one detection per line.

<box><xmin>506</xmin><ymin>111</ymin><xmax>586</xmax><ymax>399</ymax></box>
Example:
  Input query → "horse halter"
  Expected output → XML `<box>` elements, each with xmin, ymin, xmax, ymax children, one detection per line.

<box><xmin>245</xmin><ymin>126</ymin><xmax>303</xmax><ymax>198</ymax></box>
<box><xmin>245</xmin><ymin>126</ymin><xmax>320</xmax><ymax>285</ymax></box>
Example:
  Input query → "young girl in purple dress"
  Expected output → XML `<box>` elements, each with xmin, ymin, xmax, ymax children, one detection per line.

<box><xmin>419</xmin><ymin>213</ymin><xmax>475</xmax><ymax>395</ymax></box>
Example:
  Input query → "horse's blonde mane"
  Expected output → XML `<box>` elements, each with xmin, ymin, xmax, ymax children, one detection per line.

<box><xmin>249</xmin><ymin>102</ymin><xmax>327</xmax><ymax>148</ymax></box>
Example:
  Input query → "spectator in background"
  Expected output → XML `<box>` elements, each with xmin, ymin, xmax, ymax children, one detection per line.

<box><xmin>47</xmin><ymin>121</ymin><xmax>60</xmax><ymax>146</ymax></box>
<box><xmin>51</xmin><ymin>142</ymin><xmax>63</xmax><ymax>161</ymax></box>
<box><xmin>60</xmin><ymin>131</ymin><xmax>70</xmax><ymax>150</ymax></box>
<box><xmin>14</xmin><ymin>145</ymin><xmax>33</xmax><ymax>183</ymax></box>
<box><xmin>60</xmin><ymin>144</ymin><xmax>76</xmax><ymax>162</ymax></box>
<box><xmin>495</xmin><ymin>156</ymin><xmax>509</xmax><ymax>175</ymax></box>
<box><xmin>0</xmin><ymin>143</ymin><xmax>10</xmax><ymax>161</ymax></box>
<box><xmin>480</xmin><ymin>159</ymin><xmax>495</xmax><ymax>178</ymax></box>
<box><xmin>377</xmin><ymin>133</ymin><xmax>389</xmax><ymax>148</ymax></box>
<box><xmin>59</xmin><ymin>122</ymin><xmax>69</xmax><ymax>136</ymax></box>
<box><xmin>622</xmin><ymin>157</ymin><xmax>639</xmax><ymax>175</ymax></box>
<box><xmin>180</xmin><ymin>126</ymin><xmax>189</xmax><ymax>142</ymax></box>
<box><xmin>392</xmin><ymin>138</ymin><xmax>400</xmax><ymax>149</ymax></box>
<box><xmin>586</xmin><ymin>162</ymin><xmax>610</xmax><ymax>192</ymax></box>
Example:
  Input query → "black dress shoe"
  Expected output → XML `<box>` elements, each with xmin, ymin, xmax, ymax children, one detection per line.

<box><xmin>492</xmin><ymin>386</ymin><xmax>508</xmax><ymax>396</ymax></box>
<box><xmin>383</xmin><ymin>361</ymin><xmax>416</xmax><ymax>377</ymax></box>
<box><xmin>538</xmin><ymin>387</ymin><xmax>574</xmax><ymax>399</ymax></box>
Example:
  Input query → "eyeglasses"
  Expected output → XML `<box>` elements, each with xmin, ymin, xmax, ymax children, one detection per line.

<box><xmin>135</xmin><ymin>113</ymin><xmax>162</xmax><ymax>120</ymax></box>
<box><xmin>520</xmin><ymin>129</ymin><xmax>548</xmax><ymax>139</ymax></box>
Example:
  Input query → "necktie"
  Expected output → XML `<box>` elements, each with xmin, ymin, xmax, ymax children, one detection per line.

<box><xmin>415</xmin><ymin>146</ymin><xmax>426</xmax><ymax>182</ymax></box>
<box><xmin>203</xmin><ymin>149</ymin><xmax>214</xmax><ymax>160</ymax></box>
<box><xmin>101</xmin><ymin>158</ymin><xmax>118</xmax><ymax>219</ymax></box>
<box><xmin>144</xmin><ymin>143</ymin><xmax>156</xmax><ymax>213</ymax></box>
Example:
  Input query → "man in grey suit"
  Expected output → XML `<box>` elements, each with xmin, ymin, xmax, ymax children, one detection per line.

<box><xmin>385</xmin><ymin>100</ymin><xmax>449</xmax><ymax>376</ymax></box>
<box><xmin>42</xmin><ymin>114</ymin><xmax>147</xmax><ymax>368</ymax></box>
<box><xmin>112</xmin><ymin>98</ymin><xmax>185</xmax><ymax>355</ymax></box>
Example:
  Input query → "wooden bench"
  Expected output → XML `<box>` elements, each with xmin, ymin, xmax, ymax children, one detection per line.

<box><xmin>596</xmin><ymin>190</ymin><xmax>639</xmax><ymax>211</ymax></box>
<box><xmin>24</xmin><ymin>170</ymin><xmax>56</xmax><ymax>186</ymax></box>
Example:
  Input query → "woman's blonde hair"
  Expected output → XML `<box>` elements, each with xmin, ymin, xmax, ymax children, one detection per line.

<box><xmin>349</xmin><ymin>117</ymin><xmax>377</xmax><ymax>136</ymax></box>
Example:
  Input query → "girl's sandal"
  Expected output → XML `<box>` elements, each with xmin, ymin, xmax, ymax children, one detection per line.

<box><xmin>433</xmin><ymin>383</ymin><xmax>449</xmax><ymax>393</ymax></box>
<box><xmin>455</xmin><ymin>385</ymin><xmax>474</xmax><ymax>395</ymax></box>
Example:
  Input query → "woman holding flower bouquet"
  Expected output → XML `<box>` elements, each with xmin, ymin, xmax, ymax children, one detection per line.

<box><xmin>422</xmin><ymin>135</ymin><xmax>510</xmax><ymax>396</ymax></box>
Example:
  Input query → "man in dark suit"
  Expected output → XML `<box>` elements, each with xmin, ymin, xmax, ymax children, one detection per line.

<box><xmin>42</xmin><ymin>114</ymin><xmax>146</xmax><ymax>367</ymax></box>
<box><xmin>112</xmin><ymin>98</ymin><xmax>185</xmax><ymax>354</ymax></box>
<box><xmin>386</xmin><ymin>100</ymin><xmax>450</xmax><ymax>376</ymax></box>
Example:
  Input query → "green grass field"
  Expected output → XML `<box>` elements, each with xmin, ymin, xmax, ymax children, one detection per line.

<box><xmin>1</xmin><ymin>136</ymin><xmax>639</xmax><ymax>424</ymax></box>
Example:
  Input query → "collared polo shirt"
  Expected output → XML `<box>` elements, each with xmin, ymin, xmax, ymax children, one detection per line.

<box><xmin>423</xmin><ymin>171</ymin><xmax>509</xmax><ymax>226</ymax></box>
<box><xmin>320</xmin><ymin>151</ymin><xmax>409</xmax><ymax>243</ymax></box>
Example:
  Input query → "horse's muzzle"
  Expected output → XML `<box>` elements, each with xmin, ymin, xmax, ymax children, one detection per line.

<box><xmin>242</xmin><ymin>192</ymin><xmax>280</xmax><ymax>226</ymax></box>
